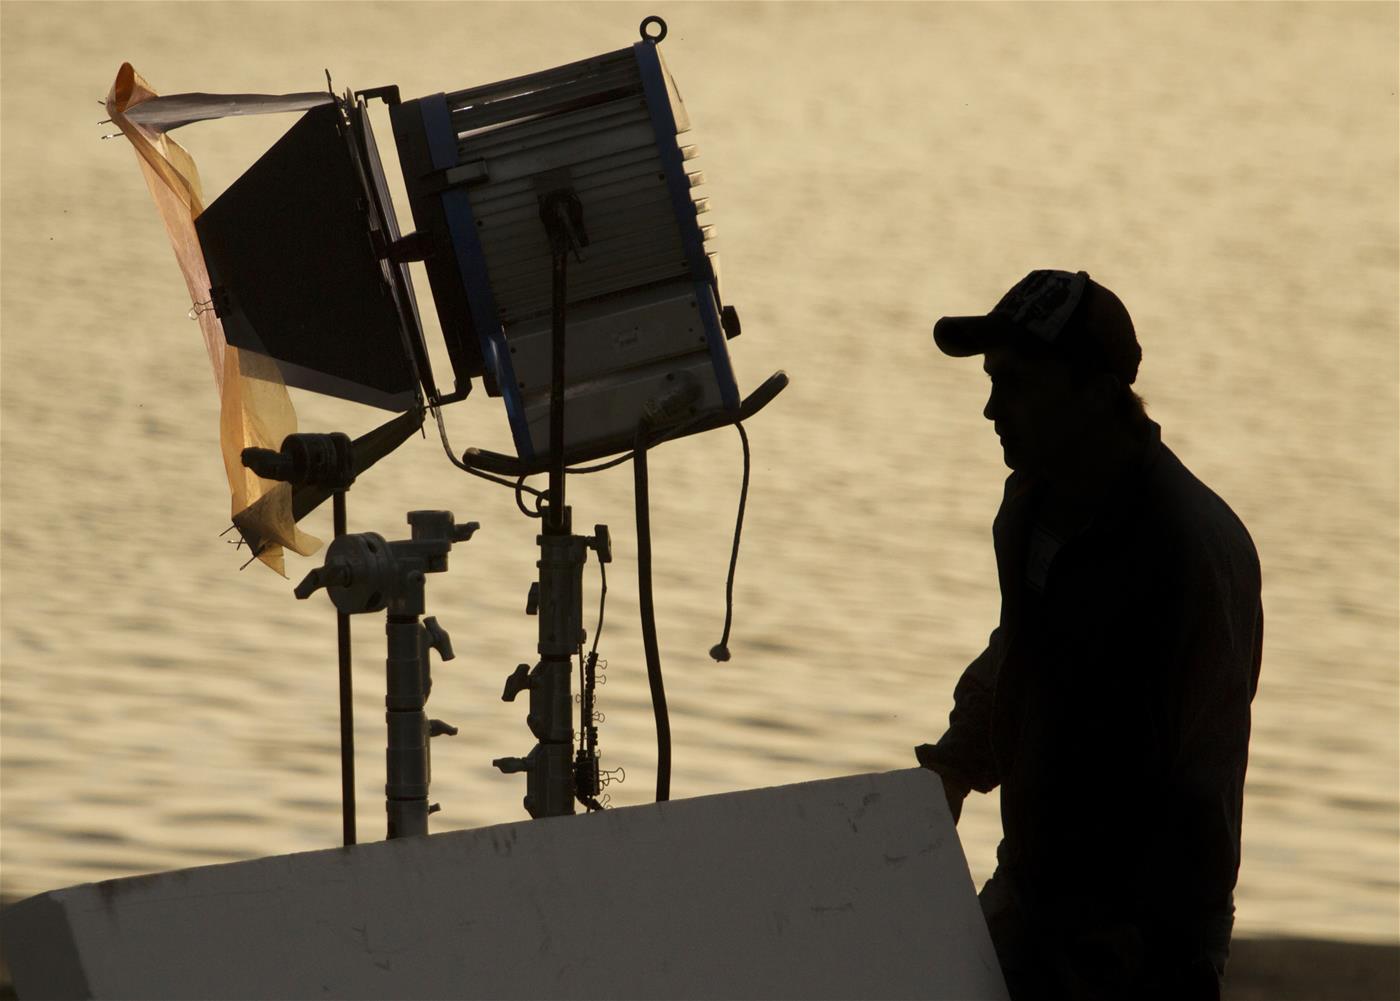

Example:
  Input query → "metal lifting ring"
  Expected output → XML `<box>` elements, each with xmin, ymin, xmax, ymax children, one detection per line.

<box><xmin>639</xmin><ymin>16</ymin><xmax>667</xmax><ymax>43</ymax></box>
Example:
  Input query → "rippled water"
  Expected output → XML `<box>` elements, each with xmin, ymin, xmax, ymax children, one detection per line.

<box><xmin>2</xmin><ymin>2</ymin><xmax>1396</xmax><ymax>943</ymax></box>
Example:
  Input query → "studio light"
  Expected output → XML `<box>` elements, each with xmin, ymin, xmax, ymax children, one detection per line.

<box><xmin>184</xmin><ymin>15</ymin><xmax>770</xmax><ymax>476</ymax></box>
<box><xmin>390</xmin><ymin>21</ymin><xmax>741</xmax><ymax>464</ymax></box>
<box><xmin>107</xmin><ymin>15</ymin><xmax>787</xmax><ymax>835</ymax></box>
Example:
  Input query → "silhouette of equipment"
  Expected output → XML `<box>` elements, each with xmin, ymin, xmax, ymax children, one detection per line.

<box><xmin>239</xmin><ymin>409</ymin><xmax>425</xmax><ymax>526</ymax></box>
<box><xmin>493</xmin><ymin>514</ymin><xmax>614</xmax><ymax>817</ymax></box>
<box><xmin>490</xmin><ymin>180</ymin><xmax>613</xmax><ymax>818</ymax></box>
<box><xmin>196</xmin><ymin>13</ymin><xmax>793</xmax><ymax>835</ymax></box>
<box><xmin>296</xmin><ymin>511</ymin><xmax>477</xmax><ymax>838</ymax></box>
<box><xmin>242</xmin><ymin>424</ymin><xmax>417</xmax><ymax>847</ymax></box>
<box><xmin>486</xmin><ymin>173</ymin><xmax>785</xmax><ymax>811</ymax></box>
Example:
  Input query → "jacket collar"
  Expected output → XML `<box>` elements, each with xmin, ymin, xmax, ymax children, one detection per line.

<box><xmin>996</xmin><ymin>420</ymin><xmax>1165</xmax><ymax>544</ymax></box>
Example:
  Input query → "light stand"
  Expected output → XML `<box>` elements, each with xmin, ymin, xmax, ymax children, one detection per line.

<box><xmin>179</xmin><ymin>15</ymin><xmax>793</xmax><ymax>831</ymax></box>
<box><xmin>491</xmin><ymin>186</ymin><xmax>612</xmax><ymax>818</ymax></box>
<box><xmin>295</xmin><ymin>510</ymin><xmax>477</xmax><ymax>838</ymax></box>
<box><xmin>242</xmin><ymin>432</ymin><xmax>360</xmax><ymax>844</ymax></box>
<box><xmin>332</xmin><ymin>490</ymin><xmax>355</xmax><ymax>845</ymax></box>
<box><xmin>242</xmin><ymin>413</ymin><xmax>426</xmax><ymax>843</ymax></box>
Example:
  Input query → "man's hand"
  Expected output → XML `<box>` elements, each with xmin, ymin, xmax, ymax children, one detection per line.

<box><xmin>914</xmin><ymin>744</ymin><xmax>972</xmax><ymax>824</ymax></box>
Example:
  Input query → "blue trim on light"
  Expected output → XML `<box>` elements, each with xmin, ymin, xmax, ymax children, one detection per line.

<box><xmin>634</xmin><ymin>42</ymin><xmax>740</xmax><ymax>410</ymax></box>
<box><xmin>693</xmin><ymin>281</ymin><xmax>740</xmax><ymax>409</ymax></box>
<box><xmin>419</xmin><ymin>93</ymin><xmax>459</xmax><ymax>170</ymax></box>
<box><xmin>418</xmin><ymin>97</ymin><xmax>533</xmax><ymax>459</ymax></box>
<box><xmin>438</xmin><ymin>189</ymin><xmax>533</xmax><ymax>460</ymax></box>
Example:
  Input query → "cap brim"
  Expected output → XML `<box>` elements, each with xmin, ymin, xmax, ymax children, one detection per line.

<box><xmin>932</xmin><ymin>314</ymin><xmax>1014</xmax><ymax>358</ymax></box>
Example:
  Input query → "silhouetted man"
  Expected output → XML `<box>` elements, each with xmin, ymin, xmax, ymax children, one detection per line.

<box><xmin>916</xmin><ymin>270</ymin><xmax>1263</xmax><ymax>1000</ymax></box>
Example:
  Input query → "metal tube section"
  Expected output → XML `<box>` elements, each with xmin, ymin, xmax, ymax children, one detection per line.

<box><xmin>298</xmin><ymin>510</ymin><xmax>472</xmax><ymax>841</ymax></box>
<box><xmin>533</xmin><ymin>211</ymin><xmax>578</xmax><ymax>817</ymax></box>
<box><xmin>547</xmin><ymin>232</ymin><xmax>568</xmax><ymax>532</ymax></box>
<box><xmin>488</xmin><ymin>190</ymin><xmax>586</xmax><ymax>818</ymax></box>
<box><xmin>333</xmin><ymin>490</ymin><xmax>356</xmax><ymax>847</ymax></box>
<box><xmin>385</xmin><ymin>615</ymin><xmax>430</xmax><ymax>839</ymax></box>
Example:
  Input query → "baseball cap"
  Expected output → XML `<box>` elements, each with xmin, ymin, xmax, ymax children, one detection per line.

<box><xmin>933</xmin><ymin>270</ymin><xmax>1141</xmax><ymax>385</ymax></box>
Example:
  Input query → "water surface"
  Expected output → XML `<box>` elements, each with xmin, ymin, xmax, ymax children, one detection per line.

<box><xmin>2</xmin><ymin>1</ymin><xmax>1396</xmax><ymax>943</ymax></box>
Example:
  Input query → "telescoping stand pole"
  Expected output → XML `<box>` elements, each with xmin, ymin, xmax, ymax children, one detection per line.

<box><xmin>295</xmin><ymin>511</ymin><xmax>476</xmax><ymax>838</ymax></box>
<box><xmin>492</xmin><ymin>186</ymin><xmax>602</xmax><ymax>817</ymax></box>
<box><xmin>332</xmin><ymin>490</ymin><xmax>356</xmax><ymax>846</ymax></box>
<box><xmin>381</xmin><ymin>515</ymin><xmax>462</xmax><ymax>839</ymax></box>
<box><xmin>241</xmin><ymin>433</ymin><xmax>361</xmax><ymax>845</ymax></box>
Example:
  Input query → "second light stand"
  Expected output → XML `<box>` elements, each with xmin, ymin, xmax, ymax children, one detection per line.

<box><xmin>491</xmin><ymin>185</ymin><xmax>609</xmax><ymax>818</ymax></box>
<box><xmin>296</xmin><ymin>510</ymin><xmax>477</xmax><ymax>838</ymax></box>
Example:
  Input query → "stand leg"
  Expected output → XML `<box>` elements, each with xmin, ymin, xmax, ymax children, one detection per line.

<box><xmin>333</xmin><ymin>490</ymin><xmax>356</xmax><ymax>846</ymax></box>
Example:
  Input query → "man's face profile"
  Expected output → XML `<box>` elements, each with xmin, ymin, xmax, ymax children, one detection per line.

<box><xmin>981</xmin><ymin>345</ymin><xmax>1094</xmax><ymax>476</ymax></box>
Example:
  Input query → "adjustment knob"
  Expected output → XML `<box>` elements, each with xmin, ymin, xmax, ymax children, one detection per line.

<box><xmin>422</xmin><ymin>617</ymin><xmax>455</xmax><ymax>661</ymax></box>
<box><xmin>293</xmin><ymin>568</ymin><xmax>327</xmax><ymax>601</ymax></box>
<box><xmin>590</xmin><ymin>525</ymin><xmax>612</xmax><ymax>564</ymax></box>
<box><xmin>428</xmin><ymin>719</ymin><xmax>458</xmax><ymax>737</ymax></box>
<box><xmin>721</xmin><ymin>304</ymin><xmax>742</xmax><ymax>339</ymax></box>
<box><xmin>501</xmin><ymin>663</ymin><xmax>531</xmax><ymax>702</ymax></box>
<box><xmin>293</xmin><ymin>563</ymin><xmax>352</xmax><ymax>600</ymax></box>
<box><xmin>492</xmin><ymin>755</ymin><xmax>530</xmax><ymax>774</ymax></box>
<box><xmin>305</xmin><ymin>533</ymin><xmax>395</xmax><ymax>613</ymax></box>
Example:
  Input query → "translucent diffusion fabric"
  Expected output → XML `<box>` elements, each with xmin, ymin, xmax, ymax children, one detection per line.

<box><xmin>105</xmin><ymin>63</ymin><xmax>332</xmax><ymax>575</ymax></box>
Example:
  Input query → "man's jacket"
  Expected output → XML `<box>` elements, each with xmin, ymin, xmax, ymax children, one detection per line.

<box><xmin>921</xmin><ymin>424</ymin><xmax>1263</xmax><ymax>955</ymax></box>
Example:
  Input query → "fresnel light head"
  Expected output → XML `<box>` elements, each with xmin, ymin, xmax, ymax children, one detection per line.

<box><xmin>191</xmin><ymin>15</ymin><xmax>780</xmax><ymax>483</ymax></box>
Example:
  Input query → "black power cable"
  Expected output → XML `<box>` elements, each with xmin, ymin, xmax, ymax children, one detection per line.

<box><xmin>633</xmin><ymin>428</ymin><xmax>671</xmax><ymax>802</ymax></box>
<box><xmin>591</xmin><ymin>557</ymin><xmax>608</xmax><ymax>659</ymax></box>
<box><xmin>710</xmin><ymin>421</ymin><xmax>750</xmax><ymax>662</ymax></box>
<box><xmin>632</xmin><ymin>416</ymin><xmax>754</xmax><ymax>801</ymax></box>
<box><xmin>430</xmin><ymin>402</ymin><xmax>548</xmax><ymax>513</ymax></box>
<box><xmin>575</xmin><ymin>558</ymin><xmax>607</xmax><ymax>813</ymax></box>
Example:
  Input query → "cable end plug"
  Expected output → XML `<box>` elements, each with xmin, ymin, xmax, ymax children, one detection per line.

<box><xmin>709</xmin><ymin>643</ymin><xmax>731</xmax><ymax>663</ymax></box>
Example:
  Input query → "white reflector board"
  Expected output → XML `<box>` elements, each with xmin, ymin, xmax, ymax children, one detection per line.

<box><xmin>1</xmin><ymin>770</ymin><xmax>1008</xmax><ymax>1000</ymax></box>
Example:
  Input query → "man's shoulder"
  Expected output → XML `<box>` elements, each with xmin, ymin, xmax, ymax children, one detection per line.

<box><xmin>1144</xmin><ymin>443</ymin><xmax>1260</xmax><ymax>575</ymax></box>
